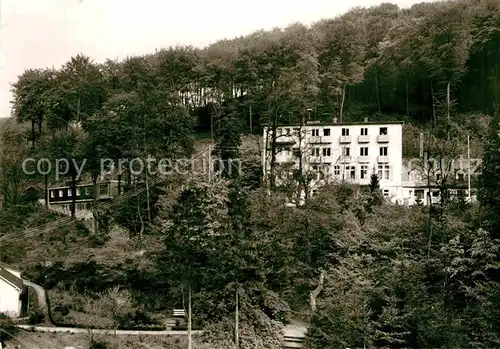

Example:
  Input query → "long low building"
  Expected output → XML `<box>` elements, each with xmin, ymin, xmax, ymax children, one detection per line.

<box><xmin>39</xmin><ymin>180</ymin><xmax>121</xmax><ymax>218</ymax></box>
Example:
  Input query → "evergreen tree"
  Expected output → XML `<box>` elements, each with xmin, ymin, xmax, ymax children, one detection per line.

<box><xmin>366</xmin><ymin>172</ymin><xmax>383</xmax><ymax>212</ymax></box>
<box><xmin>478</xmin><ymin>116</ymin><xmax>500</xmax><ymax>238</ymax></box>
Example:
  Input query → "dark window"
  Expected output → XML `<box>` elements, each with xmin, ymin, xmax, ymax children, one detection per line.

<box><xmin>342</xmin><ymin>128</ymin><xmax>349</xmax><ymax>136</ymax></box>
<box><xmin>360</xmin><ymin>165</ymin><xmax>368</xmax><ymax>179</ymax></box>
<box><xmin>379</xmin><ymin>127</ymin><xmax>388</xmax><ymax>135</ymax></box>
<box><xmin>323</xmin><ymin>128</ymin><xmax>330</xmax><ymax>136</ymax></box>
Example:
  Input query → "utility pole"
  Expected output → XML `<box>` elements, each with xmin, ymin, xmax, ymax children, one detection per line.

<box><xmin>208</xmin><ymin>144</ymin><xmax>212</xmax><ymax>182</ymax></box>
<box><xmin>143</xmin><ymin>115</ymin><xmax>151</xmax><ymax>222</ymax></box>
<box><xmin>467</xmin><ymin>135</ymin><xmax>471</xmax><ymax>202</ymax></box>
<box><xmin>235</xmin><ymin>279</ymin><xmax>239</xmax><ymax>348</ymax></box>
<box><xmin>188</xmin><ymin>271</ymin><xmax>192</xmax><ymax>349</ymax></box>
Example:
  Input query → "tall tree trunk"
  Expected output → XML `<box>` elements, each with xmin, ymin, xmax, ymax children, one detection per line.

<box><xmin>137</xmin><ymin>195</ymin><xmax>144</xmax><ymax>239</ymax></box>
<box><xmin>495</xmin><ymin>42</ymin><xmax>499</xmax><ymax>110</ymax></box>
<box><xmin>145</xmin><ymin>170</ymin><xmax>151</xmax><ymax>222</ymax></box>
<box><xmin>92</xmin><ymin>173</ymin><xmax>98</xmax><ymax>232</ymax></box>
<box><xmin>210</xmin><ymin>107</ymin><xmax>214</xmax><ymax>139</ymax></box>
<box><xmin>310</xmin><ymin>271</ymin><xmax>324</xmax><ymax>312</ymax></box>
<box><xmin>31</xmin><ymin>120</ymin><xmax>35</xmax><ymax>149</ymax></box>
<box><xmin>235</xmin><ymin>280</ymin><xmax>239</xmax><ymax>348</ymax></box>
<box><xmin>339</xmin><ymin>84</ymin><xmax>346</xmax><ymax>122</ymax></box>
<box><xmin>117</xmin><ymin>174</ymin><xmax>122</xmax><ymax>195</ymax></box>
<box><xmin>38</xmin><ymin>117</ymin><xmax>43</xmax><ymax>136</ymax></box>
<box><xmin>269</xmin><ymin>112</ymin><xmax>278</xmax><ymax>190</ymax></box>
<box><xmin>447</xmin><ymin>80</ymin><xmax>451</xmax><ymax>140</ymax></box>
<box><xmin>430</xmin><ymin>79</ymin><xmax>436</xmax><ymax>128</ymax></box>
<box><xmin>446</xmin><ymin>80</ymin><xmax>451</xmax><ymax>122</ymax></box>
<box><xmin>44</xmin><ymin>174</ymin><xmax>48</xmax><ymax>208</ymax></box>
<box><xmin>71</xmin><ymin>173</ymin><xmax>77</xmax><ymax>218</ymax></box>
<box><xmin>484</xmin><ymin>46</ymin><xmax>489</xmax><ymax>110</ymax></box>
<box><xmin>375</xmin><ymin>69</ymin><xmax>381</xmax><ymax>113</ymax></box>
<box><xmin>77</xmin><ymin>95</ymin><xmax>81</xmax><ymax>122</ymax></box>
<box><xmin>405</xmin><ymin>75</ymin><xmax>410</xmax><ymax>117</ymax></box>
<box><xmin>187</xmin><ymin>271</ymin><xmax>192</xmax><ymax>349</ymax></box>
<box><xmin>126</xmin><ymin>169</ymin><xmax>132</xmax><ymax>186</ymax></box>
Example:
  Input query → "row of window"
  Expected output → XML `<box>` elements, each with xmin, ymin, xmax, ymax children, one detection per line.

<box><xmin>310</xmin><ymin>164</ymin><xmax>391</xmax><ymax>181</ymax></box>
<box><xmin>280</xmin><ymin>146</ymin><xmax>389</xmax><ymax>158</ymax></box>
<box><xmin>310</xmin><ymin>146</ymin><xmax>389</xmax><ymax>157</ymax></box>
<box><xmin>49</xmin><ymin>185</ymin><xmax>109</xmax><ymax>199</ymax></box>
<box><xmin>57</xmin><ymin>203</ymin><xmax>89</xmax><ymax>211</ymax></box>
<box><xmin>278</xmin><ymin>127</ymin><xmax>389</xmax><ymax>137</ymax></box>
<box><xmin>409</xmin><ymin>171</ymin><xmax>469</xmax><ymax>182</ymax></box>
<box><xmin>50</xmin><ymin>187</ymin><xmax>90</xmax><ymax>198</ymax></box>
<box><xmin>311</xmin><ymin>187</ymin><xmax>392</xmax><ymax>198</ymax></box>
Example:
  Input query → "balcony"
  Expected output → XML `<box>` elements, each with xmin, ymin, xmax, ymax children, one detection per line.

<box><xmin>339</xmin><ymin>156</ymin><xmax>352</xmax><ymax>163</ymax></box>
<box><xmin>276</xmin><ymin>135</ymin><xmax>295</xmax><ymax>144</ymax></box>
<box><xmin>339</xmin><ymin>135</ymin><xmax>351</xmax><ymax>144</ymax></box>
<box><xmin>358</xmin><ymin>135</ymin><xmax>370</xmax><ymax>143</ymax></box>
<box><xmin>377</xmin><ymin>134</ymin><xmax>390</xmax><ymax>143</ymax></box>
<box><xmin>358</xmin><ymin>156</ymin><xmax>370</xmax><ymax>163</ymax></box>
<box><xmin>309</xmin><ymin>136</ymin><xmax>331</xmax><ymax>144</ymax></box>
<box><xmin>310</xmin><ymin>156</ymin><xmax>333</xmax><ymax>163</ymax></box>
<box><xmin>377</xmin><ymin>155</ymin><xmax>389</xmax><ymax>163</ymax></box>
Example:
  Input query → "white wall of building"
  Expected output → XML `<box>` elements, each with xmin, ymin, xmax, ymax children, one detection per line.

<box><xmin>0</xmin><ymin>279</ymin><xmax>22</xmax><ymax>318</ymax></box>
<box><xmin>263</xmin><ymin>121</ymin><xmax>404</xmax><ymax>202</ymax></box>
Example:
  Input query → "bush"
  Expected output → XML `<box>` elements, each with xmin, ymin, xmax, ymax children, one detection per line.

<box><xmin>27</xmin><ymin>308</ymin><xmax>45</xmax><ymax>325</ymax></box>
<box><xmin>53</xmin><ymin>304</ymin><xmax>70</xmax><ymax>317</ymax></box>
<box><xmin>90</xmin><ymin>340</ymin><xmax>109</xmax><ymax>349</ymax></box>
<box><xmin>0</xmin><ymin>312</ymin><xmax>18</xmax><ymax>343</ymax></box>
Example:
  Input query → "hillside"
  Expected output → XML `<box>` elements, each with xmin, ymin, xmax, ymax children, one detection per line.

<box><xmin>1</xmin><ymin>0</ymin><xmax>500</xmax><ymax>348</ymax></box>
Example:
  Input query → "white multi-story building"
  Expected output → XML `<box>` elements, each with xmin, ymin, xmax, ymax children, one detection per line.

<box><xmin>262</xmin><ymin>118</ymin><xmax>405</xmax><ymax>202</ymax></box>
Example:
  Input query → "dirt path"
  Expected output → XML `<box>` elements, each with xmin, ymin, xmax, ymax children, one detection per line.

<box><xmin>23</xmin><ymin>279</ymin><xmax>47</xmax><ymax>309</ymax></box>
<box><xmin>16</xmin><ymin>325</ymin><xmax>202</xmax><ymax>336</ymax></box>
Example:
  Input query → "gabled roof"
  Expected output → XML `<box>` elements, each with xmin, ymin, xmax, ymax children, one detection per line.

<box><xmin>0</xmin><ymin>267</ymin><xmax>23</xmax><ymax>291</ymax></box>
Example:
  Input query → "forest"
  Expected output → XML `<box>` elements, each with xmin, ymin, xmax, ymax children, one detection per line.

<box><xmin>1</xmin><ymin>0</ymin><xmax>500</xmax><ymax>348</ymax></box>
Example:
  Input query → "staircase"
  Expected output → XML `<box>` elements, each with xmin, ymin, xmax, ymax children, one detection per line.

<box><xmin>282</xmin><ymin>325</ymin><xmax>307</xmax><ymax>348</ymax></box>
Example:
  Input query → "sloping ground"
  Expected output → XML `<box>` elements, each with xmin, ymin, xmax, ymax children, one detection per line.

<box><xmin>10</xmin><ymin>331</ymin><xmax>188</xmax><ymax>349</ymax></box>
<box><xmin>61</xmin><ymin>225</ymin><xmax>161</xmax><ymax>268</ymax></box>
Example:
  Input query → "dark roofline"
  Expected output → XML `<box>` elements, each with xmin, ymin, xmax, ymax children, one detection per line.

<box><xmin>0</xmin><ymin>268</ymin><xmax>23</xmax><ymax>290</ymax></box>
<box><xmin>0</xmin><ymin>262</ymin><xmax>21</xmax><ymax>273</ymax></box>
<box><xmin>49</xmin><ymin>180</ymin><xmax>119</xmax><ymax>190</ymax></box>
<box><xmin>262</xmin><ymin>121</ymin><xmax>405</xmax><ymax>127</ymax></box>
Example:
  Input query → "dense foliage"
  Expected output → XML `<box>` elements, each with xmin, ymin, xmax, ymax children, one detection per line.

<box><xmin>2</xmin><ymin>0</ymin><xmax>500</xmax><ymax>348</ymax></box>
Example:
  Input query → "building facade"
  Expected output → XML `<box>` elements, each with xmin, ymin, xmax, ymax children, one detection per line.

<box><xmin>0</xmin><ymin>264</ymin><xmax>24</xmax><ymax>318</ymax></box>
<box><xmin>43</xmin><ymin>180</ymin><xmax>121</xmax><ymax>218</ymax></box>
<box><xmin>401</xmin><ymin>156</ymin><xmax>478</xmax><ymax>205</ymax></box>
<box><xmin>262</xmin><ymin>119</ymin><xmax>404</xmax><ymax>202</ymax></box>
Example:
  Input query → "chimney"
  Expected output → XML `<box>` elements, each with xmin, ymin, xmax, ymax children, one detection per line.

<box><xmin>364</xmin><ymin>117</ymin><xmax>368</xmax><ymax>122</ymax></box>
<box><xmin>333</xmin><ymin>117</ymin><xmax>338</xmax><ymax>123</ymax></box>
